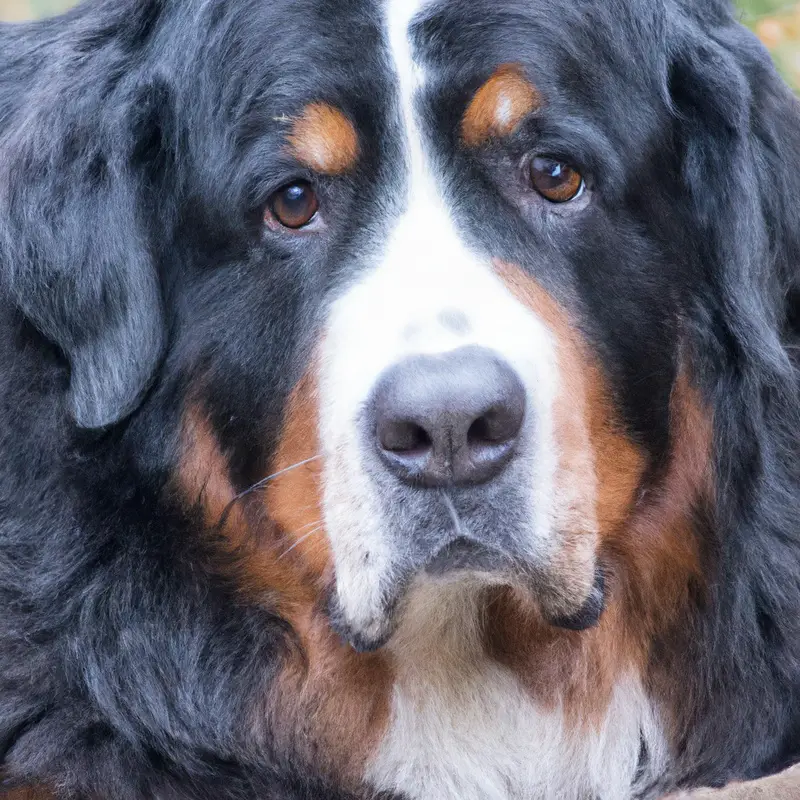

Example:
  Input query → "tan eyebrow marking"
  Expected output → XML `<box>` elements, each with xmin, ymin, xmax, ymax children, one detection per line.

<box><xmin>461</xmin><ymin>64</ymin><xmax>542</xmax><ymax>148</ymax></box>
<box><xmin>287</xmin><ymin>102</ymin><xmax>360</xmax><ymax>175</ymax></box>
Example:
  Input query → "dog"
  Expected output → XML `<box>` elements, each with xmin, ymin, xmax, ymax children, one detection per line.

<box><xmin>1</xmin><ymin>0</ymin><xmax>800</xmax><ymax>797</ymax></box>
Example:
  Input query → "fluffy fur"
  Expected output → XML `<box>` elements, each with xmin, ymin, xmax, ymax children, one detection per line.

<box><xmin>1</xmin><ymin>0</ymin><xmax>800</xmax><ymax>798</ymax></box>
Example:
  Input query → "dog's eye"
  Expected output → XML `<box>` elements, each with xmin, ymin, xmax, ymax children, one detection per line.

<box><xmin>529</xmin><ymin>157</ymin><xmax>584</xmax><ymax>203</ymax></box>
<box><xmin>267</xmin><ymin>181</ymin><xmax>319</xmax><ymax>229</ymax></box>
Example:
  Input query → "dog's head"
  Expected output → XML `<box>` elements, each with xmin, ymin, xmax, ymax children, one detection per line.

<box><xmin>3</xmin><ymin>0</ymin><xmax>798</xmax><ymax>661</ymax></box>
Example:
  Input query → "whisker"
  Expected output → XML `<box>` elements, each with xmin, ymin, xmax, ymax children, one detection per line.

<box><xmin>295</xmin><ymin>518</ymin><xmax>323</xmax><ymax>533</ymax></box>
<box><xmin>237</xmin><ymin>455</ymin><xmax>322</xmax><ymax>499</ymax></box>
<box><xmin>277</xmin><ymin>526</ymin><xmax>324</xmax><ymax>561</ymax></box>
<box><xmin>216</xmin><ymin>454</ymin><xmax>321</xmax><ymax>530</ymax></box>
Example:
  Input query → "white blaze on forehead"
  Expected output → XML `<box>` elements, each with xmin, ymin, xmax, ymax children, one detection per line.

<box><xmin>386</xmin><ymin>0</ymin><xmax>436</xmax><ymax>196</ymax></box>
<box><xmin>317</xmin><ymin>0</ymin><xmax>572</xmax><ymax>640</ymax></box>
<box><xmin>383</xmin><ymin>0</ymin><xmax>466</xmax><ymax>296</ymax></box>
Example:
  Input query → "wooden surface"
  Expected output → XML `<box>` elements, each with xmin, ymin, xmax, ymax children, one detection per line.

<box><xmin>2</xmin><ymin>789</ymin><xmax>53</xmax><ymax>800</ymax></box>
<box><xmin>666</xmin><ymin>765</ymin><xmax>800</xmax><ymax>799</ymax></box>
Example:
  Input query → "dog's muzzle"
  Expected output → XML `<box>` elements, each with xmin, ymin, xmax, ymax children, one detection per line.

<box><xmin>324</xmin><ymin>344</ymin><xmax>605</xmax><ymax>652</ymax></box>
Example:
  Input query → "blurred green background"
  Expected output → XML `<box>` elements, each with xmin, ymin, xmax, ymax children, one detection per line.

<box><xmin>1</xmin><ymin>0</ymin><xmax>799</xmax><ymax>90</ymax></box>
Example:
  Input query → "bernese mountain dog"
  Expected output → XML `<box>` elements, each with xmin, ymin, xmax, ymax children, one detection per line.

<box><xmin>1</xmin><ymin>0</ymin><xmax>800</xmax><ymax>798</ymax></box>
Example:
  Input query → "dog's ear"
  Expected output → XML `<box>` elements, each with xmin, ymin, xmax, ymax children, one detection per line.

<box><xmin>667</xmin><ymin>12</ymin><xmax>800</xmax><ymax>378</ymax></box>
<box><xmin>0</xmin><ymin>86</ymin><xmax>168</xmax><ymax>429</ymax></box>
<box><xmin>662</xmin><ymin>15</ymin><xmax>800</xmax><ymax>782</ymax></box>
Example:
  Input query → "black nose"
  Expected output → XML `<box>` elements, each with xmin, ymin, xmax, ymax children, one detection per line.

<box><xmin>371</xmin><ymin>346</ymin><xmax>526</xmax><ymax>488</ymax></box>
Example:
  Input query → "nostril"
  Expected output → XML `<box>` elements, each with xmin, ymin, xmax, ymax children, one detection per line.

<box><xmin>379</xmin><ymin>419</ymin><xmax>432</xmax><ymax>456</ymax></box>
<box><xmin>467</xmin><ymin>407</ymin><xmax>519</xmax><ymax>446</ymax></box>
<box><xmin>467</xmin><ymin>415</ymin><xmax>492</xmax><ymax>446</ymax></box>
<box><xmin>465</xmin><ymin>406</ymin><xmax>522</xmax><ymax>480</ymax></box>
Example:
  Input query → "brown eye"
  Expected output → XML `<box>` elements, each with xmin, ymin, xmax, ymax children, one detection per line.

<box><xmin>267</xmin><ymin>181</ymin><xmax>319</xmax><ymax>229</ymax></box>
<box><xmin>529</xmin><ymin>157</ymin><xmax>584</xmax><ymax>203</ymax></box>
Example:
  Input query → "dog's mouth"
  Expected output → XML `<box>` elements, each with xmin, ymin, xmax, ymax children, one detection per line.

<box><xmin>326</xmin><ymin>513</ymin><xmax>606</xmax><ymax>654</ymax></box>
<box><xmin>424</xmin><ymin>535</ymin><xmax>510</xmax><ymax>576</ymax></box>
<box><xmin>423</xmin><ymin>535</ymin><xmax>607</xmax><ymax>630</ymax></box>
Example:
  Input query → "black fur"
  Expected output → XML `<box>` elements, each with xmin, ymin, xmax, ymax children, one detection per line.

<box><xmin>0</xmin><ymin>0</ymin><xmax>799</xmax><ymax>797</ymax></box>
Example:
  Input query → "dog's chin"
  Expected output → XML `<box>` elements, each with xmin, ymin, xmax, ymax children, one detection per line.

<box><xmin>327</xmin><ymin>538</ymin><xmax>607</xmax><ymax>653</ymax></box>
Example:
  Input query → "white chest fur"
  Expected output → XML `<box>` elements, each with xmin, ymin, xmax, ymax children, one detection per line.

<box><xmin>365</xmin><ymin>582</ymin><xmax>666</xmax><ymax>800</ymax></box>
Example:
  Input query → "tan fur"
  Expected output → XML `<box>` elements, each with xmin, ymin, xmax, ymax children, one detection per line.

<box><xmin>176</xmin><ymin>372</ymin><xmax>391</xmax><ymax>784</ymax></box>
<box><xmin>287</xmin><ymin>103</ymin><xmax>359</xmax><ymax>175</ymax></box>
<box><xmin>462</xmin><ymin>64</ymin><xmax>541</xmax><ymax>147</ymax></box>
<box><xmin>493</xmin><ymin>260</ymin><xmax>710</xmax><ymax>727</ymax></box>
<box><xmin>173</xmin><ymin>265</ymin><xmax>712</xmax><ymax>785</ymax></box>
<box><xmin>268</xmin><ymin>610</ymin><xmax>392</xmax><ymax>787</ymax></box>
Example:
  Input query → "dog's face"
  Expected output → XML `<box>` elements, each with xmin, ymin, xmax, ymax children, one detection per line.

<box><xmin>205</xmin><ymin>0</ymin><xmax>693</xmax><ymax>652</ymax></box>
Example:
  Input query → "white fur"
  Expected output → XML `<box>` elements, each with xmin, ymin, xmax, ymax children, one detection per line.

<box><xmin>366</xmin><ymin>581</ymin><xmax>667</xmax><ymax>800</ymax></box>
